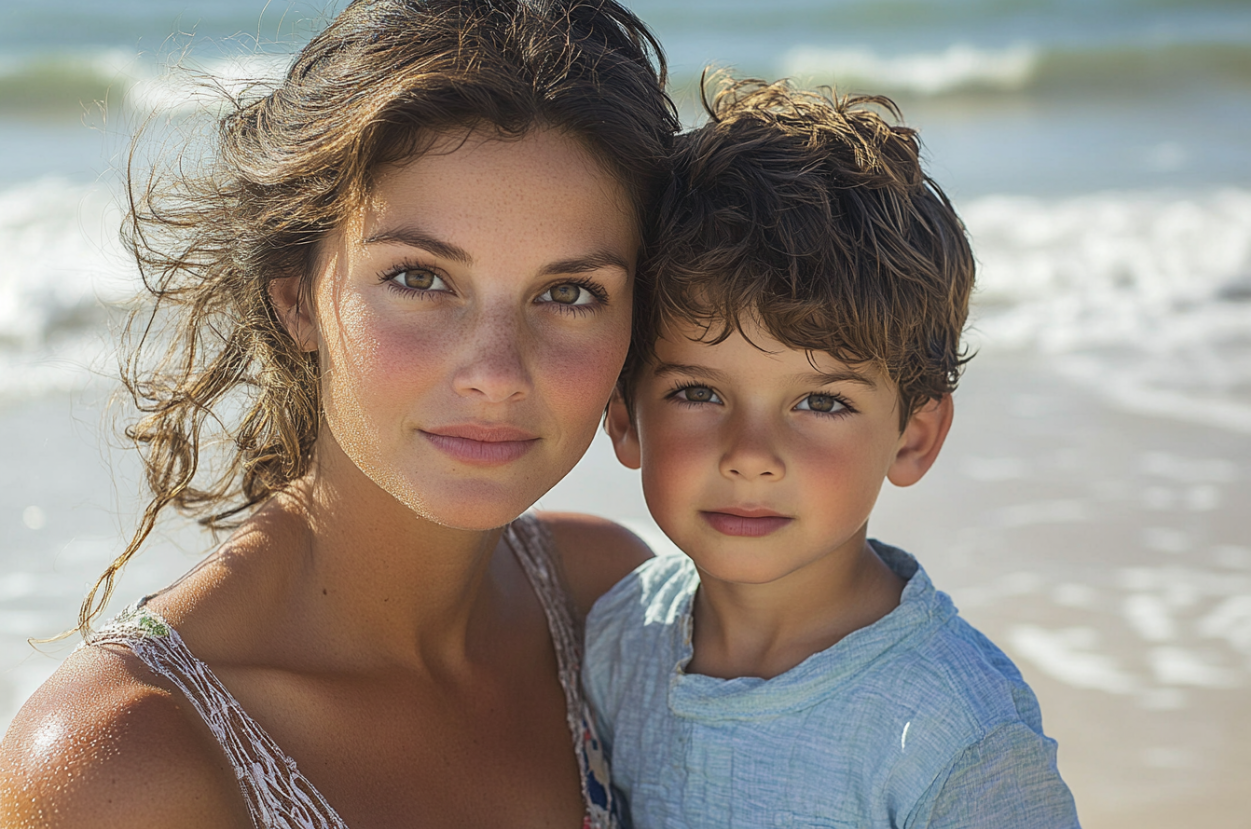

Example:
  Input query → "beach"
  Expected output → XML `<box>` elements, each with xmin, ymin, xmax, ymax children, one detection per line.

<box><xmin>549</xmin><ymin>349</ymin><xmax>1251</xmax><ymax>829</ymax></box>
<box><xmin>2</xmin><ymin>0</ymin><xmax>1250</xmax><ymax>824</ymax></box>
<box><xmin>2</xmin><ymin>350</ymin><xmax>1248</xmax><ymax>827</ymax></box>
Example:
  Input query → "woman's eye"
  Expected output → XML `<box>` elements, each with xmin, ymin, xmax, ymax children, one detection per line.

<box><xmin>389</xmin><ymin>268</ymin><xmax>446</xmax><ymax>292</ymax></box>
<box><xmin>540</xmin><ymin>283</ymin><xmax>596</xmax><ymax>306</ymax></box>
<box><xmin>677</xmin><ymin>386</ymin><xmax>720</xmax><ymax>404</ymax></box>
<box><xmin>796</xmin><ymin>393</ymin><xmax>845</xmax><ymax>414</ymax></box>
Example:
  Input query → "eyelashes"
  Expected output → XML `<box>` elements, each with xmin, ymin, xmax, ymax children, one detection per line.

<box><xmin>383</xmin><ymin>264</ymin><xmax>448</xmax><ymax>295</ymax></box>
<box><xmin>665</xmin><ymin>383</ymin><xmax>856</xmax><ymax>417</ymax></box>
<box><xmin>667</xmin><ymin>383</ymin><xmax>723</xmax><ymax>407</ymax></box>
<box><xmin>536</xmin><ymin>277</ymin><xmax>609</xmax><ymax>315</ymax></box>
<box><xmin>794</xmin><ymin>393</ymin><xmax>852</xmax><ymax>415</ymax></box>
<box><xmin>379</xmin><ymin>263</ymin><xmax>449</xmax><ymax>299</ymax></box>
<box><xmin>377</xmin><ymin>264</ymin><xmax>609</xmax><ymax>315</ymax></box>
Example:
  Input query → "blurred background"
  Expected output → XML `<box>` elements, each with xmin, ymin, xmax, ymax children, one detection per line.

<box><xmin>0</xmin><ymin>1</ymin><xmax>1248</xmax><ymax>826</ymax></box>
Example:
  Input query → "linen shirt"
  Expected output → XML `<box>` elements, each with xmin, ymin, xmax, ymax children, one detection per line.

<box><xmin>583</xmin><ymin>542</ymin><xmax>1080</xmax><ymax>828</ymax></box>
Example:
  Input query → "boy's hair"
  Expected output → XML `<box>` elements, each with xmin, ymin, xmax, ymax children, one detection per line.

<box><xmin>625</xmin><ymin>76</ymin><xmax>974</xmax><ymax>428</ymax></box>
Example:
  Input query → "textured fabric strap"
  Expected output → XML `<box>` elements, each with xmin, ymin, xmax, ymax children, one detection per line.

<box><xmin>86</xmin><ymin>514</ymin><xmax>613</xmax><ymax>829</ymax></box>
<box><xmin>88</xmin><ymin>604</ymin><xmax>348</xmax><ymax>829</ymax></box>
<box><xmin>504</xmin><ymin>514</ymin><xmax>618</xmax><ymax>829</ymax></box>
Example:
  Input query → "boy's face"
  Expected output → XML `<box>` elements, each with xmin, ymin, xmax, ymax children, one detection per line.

<box><xmin>607</xmin><ymin>317</ymin><xmax>951</xmax><ymax>586</ymax></box>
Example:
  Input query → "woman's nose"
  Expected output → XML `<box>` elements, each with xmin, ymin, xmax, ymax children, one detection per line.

<box><xmin>450</xmin><ymin>305</ymin><xmax>532</xmax><ymax>403</ymax></box>
<box><xmin>718</xmin><ymin>416</ymin><xmax>786</xmax><ymax>482</ymax></box>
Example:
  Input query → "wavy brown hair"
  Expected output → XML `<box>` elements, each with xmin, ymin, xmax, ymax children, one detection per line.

<box><xmin>624</xmin><ymin>76</ymin><xmax>974</xmax><ymax>427</ymax></box>
<box><xmin>87</xmin><ymin>0</ymin><xmax>678</xmax><ymax>634</ymax></box>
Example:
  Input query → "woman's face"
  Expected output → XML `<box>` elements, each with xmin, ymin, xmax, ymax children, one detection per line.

<box><xmin>304</xmin><ymin>129</ymin><xmax>637</xmax><ymax>530</ymax></box>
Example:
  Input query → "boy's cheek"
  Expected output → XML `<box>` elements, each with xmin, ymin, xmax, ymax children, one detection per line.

<box><xmin>638</xmin><ymin>410</ymin><xmax>712</xmax><ymax>468</ymax></box>
<box><xmin>638</xmin><ymin>424</ymin><xmax>714</xmax><ymax>507</ymax></box>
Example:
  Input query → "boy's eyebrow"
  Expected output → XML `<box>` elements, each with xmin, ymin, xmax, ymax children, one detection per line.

<box><xmin>651</xmin><ymin>362</ymin><xmax>728</xmax><ymax>382</ymax></box>
<box><xmin>653</xmin><ymin>362</ymin><xmax>877</xmax><ymax>389</ymax></box>
<box><xmin>800</xmin><ymin>369</ymin><xmax>878</xmax><ymax>389</ymax></box>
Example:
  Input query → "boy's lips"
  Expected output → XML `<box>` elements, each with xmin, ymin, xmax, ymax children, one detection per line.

<box><xmin>421</xmin><ymin>423</ymin><xmax>539</xmax><ymax>465</ymax></box>
<box><xmin>700</xmin><ymin>508</ymin><xmax>793</xmax><ymax>537</ymax></box>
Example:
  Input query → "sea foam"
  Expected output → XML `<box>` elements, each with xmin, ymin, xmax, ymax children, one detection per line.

<box><xmin>0</xmin><ymin>178</ymin><xmax>134</xmax><ymax>398</ymax></box>
<box><xmin>782</xmin><ymin>43</ymin><xmax>1039</xmax><ymax>96</ymax></box>
<box><xmin>124</xmin><ymin>54</ymin><xmax>291</xmax><ymax>115</ymax></box>
<box><xmin>0</xmin><ymin>50</ymin><xmax>291</xmax><ymax>119</ymax></box>
<box><xmin>966</xmin><ymin>188</ymin><xmax>1251</xmax><ymax>432</ymax></box>
<box><xmin>2</xmin><ymin>175</ymin><xmax>1250</xmax><ymax>431</ymax></box>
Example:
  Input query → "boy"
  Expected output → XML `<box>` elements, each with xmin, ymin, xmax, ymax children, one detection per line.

<box><xmin>583</xmin><ymin>79</ymin><xmax>1080</xmax><ymax>828</ymax></box>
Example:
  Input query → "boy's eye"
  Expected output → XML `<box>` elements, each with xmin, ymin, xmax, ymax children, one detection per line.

<box><xmin>389</xmin><ymin>268</ymin><xmax>447</xmax><ymax>292</ymax></box>
<box><xmin>796</xmin><ymin>393</ymin><xmax>845</xmax><ymax>414</ymax></box>
<box><xmin>675</xmin><ymin>385</ymin><xmax>721</xmax><ymax>404</ymax></box>
<box><xmin>539</xmin><ymin>282</ymin><xmax>596</xmax><ymax>306</ymax></box>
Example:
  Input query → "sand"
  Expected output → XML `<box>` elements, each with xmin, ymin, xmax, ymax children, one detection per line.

<box><xmin>2</xmin><ymin>350</ymin><xmax>1248</xmax><ymax>827</ymax></box>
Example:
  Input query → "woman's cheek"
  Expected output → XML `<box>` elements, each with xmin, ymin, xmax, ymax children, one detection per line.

<box><xmin>319</xmin><ymin>294</ymin><xmax>445</xmax><ymax>456</ymax></box>
<box><xmin>539</xmin><ymin>319</ymin><xmax>630</xmax><ymax>430</ymax></box>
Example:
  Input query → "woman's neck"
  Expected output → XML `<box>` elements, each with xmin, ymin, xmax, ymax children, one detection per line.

<box><xmin>161</xmin><ymin>431</ymin><xmax>520</xmax><ymax>675</ymax></box>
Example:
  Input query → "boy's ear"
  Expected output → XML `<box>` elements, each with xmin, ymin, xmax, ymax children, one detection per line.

<box><xmin>269</xmin><ymin>276</ymin><xmax>319</xmax><ymax>352</ymax></box>
<box><xmin>887</xmin><ymin>394</ymin><xmax>953</xmax><ymax>487</ymax></box>
<box><xmin>604</xmin><ymin>389</ymin><xmax>642</xmax><ymax>470</ymax></box>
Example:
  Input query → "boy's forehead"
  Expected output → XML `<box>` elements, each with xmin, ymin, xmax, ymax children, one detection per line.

<box><xmin>652</xmin><ymin>319</ymin><xmax>884</xmax><ymax>388</ymax></box>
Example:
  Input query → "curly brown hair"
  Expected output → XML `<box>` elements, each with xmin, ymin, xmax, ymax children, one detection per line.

<box><xmin>623</xmin><ymin>76</ymin><xmax>974</xmax><ymax>428</ymax></box>
<box><xmin>88</xmin><ymin>0</ymin><xmax>678</xmax><ymax>634</ymax></box>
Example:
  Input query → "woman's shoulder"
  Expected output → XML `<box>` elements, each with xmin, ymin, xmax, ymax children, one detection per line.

<box><xmin>0</xmin><ymin>642</ymin><xmax>250</xmax><ymax>829</ymax></box>
<box><xmin>533</xmin><ymin>511</ymin><xmax>654</xmax><ymax>621</ymax></box>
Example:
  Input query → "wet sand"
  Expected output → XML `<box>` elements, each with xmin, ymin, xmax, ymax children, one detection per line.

<box><xmin>2</xmin><ymin>350</ymin><xmax>1248</xmax><ymax>827</ymax></box>
<box><xmin>865</xmin><ymin>354</ymin><xmax>1250</xmax><ymax>829</ymax></box>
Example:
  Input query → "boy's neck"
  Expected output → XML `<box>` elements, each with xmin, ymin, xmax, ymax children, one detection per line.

<box><xmin>686</xmin><ymin>532</ymin><xmax>906</xmax><ymax>681</ymax></box>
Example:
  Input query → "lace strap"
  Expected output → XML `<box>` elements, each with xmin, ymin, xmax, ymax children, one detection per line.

<box><xmin>506</xmin><ymin>515</ymin><xmax>584</xmax><ymax>683</ymax></box>
<box><xmin>87</xmin><ymin>604</ymin><xmax>349</xmax><ymax>829</ymax></box>
<box><xmin>505</xmin><ymin>514</ymin><xmax>617</xmax><ymax>828</ymax></box>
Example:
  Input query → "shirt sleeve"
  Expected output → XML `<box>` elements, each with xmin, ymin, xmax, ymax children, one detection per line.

<box><xmin>582</xmin><ymin>596</ymin><xmax>619</xmax><ymax>751</ymax></box>
<box><xmin>910</xmin><ymin>721</ymin><xmax>1081</xmax><ymax>829</ymax></box>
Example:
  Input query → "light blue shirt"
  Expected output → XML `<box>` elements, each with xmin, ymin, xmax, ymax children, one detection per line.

<box><xmin>583</xmin><ymin>542</ymin><xmax>1080</xmax><ymax>828</ymax></box>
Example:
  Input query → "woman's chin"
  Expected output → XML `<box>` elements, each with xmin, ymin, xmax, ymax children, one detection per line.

<box><xmin>389</xmin><ymin>479</ymin><xmax>543</xmax><ymax>533</ymax></box>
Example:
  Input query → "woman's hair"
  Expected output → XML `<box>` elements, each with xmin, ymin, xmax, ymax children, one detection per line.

<box><xmin>623</xmin><ymin>76</ymin><xmax>974</xmax><ymax>429</ymax></box>
<box><xmin>89</xmin><ymin>0</ymin><xmax>677</xmax><ymax>634</ymax></box>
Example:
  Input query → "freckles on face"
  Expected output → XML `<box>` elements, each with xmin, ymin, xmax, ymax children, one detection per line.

<box><xmin>305</xmin><ymin>129</ymin><xmax>637</xmax><ymax>529</ymax></box>
<box><xmin>629</xmin><ymin>322</ymin><xmax>907</xmax><ymax>583</ymax></box>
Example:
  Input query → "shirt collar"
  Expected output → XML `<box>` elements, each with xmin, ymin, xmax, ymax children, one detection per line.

<box><xmin>667</xmin><ymin>541</ymin><xmax>955</xmax><ymax>720</ymax></box>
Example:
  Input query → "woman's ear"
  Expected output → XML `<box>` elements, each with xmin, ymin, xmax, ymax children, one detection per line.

<box><xmin>604</xmin><ymin>389</ymin><xmax>642</xmax><ymax>470</ymax></box>
<box><xmin>269</xmin><ymin>276</ymin><xmax>318</xmax><ymax>352</ymax></box>
<box><xmin>887</xmin><ymin>394</ymin><xmax>954</xmax><ymax>487</ymax></box>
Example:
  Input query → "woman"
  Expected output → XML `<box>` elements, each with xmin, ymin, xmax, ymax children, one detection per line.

<box><xmin>0</xmin><ymin>0</ymin><xmax>677</xmax><ymax>825</ymax></box>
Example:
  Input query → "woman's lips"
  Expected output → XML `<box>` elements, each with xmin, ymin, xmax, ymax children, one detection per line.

<box><xmin>700</xmin><ymin>509</ymin><xmax>793</xmax><ymax>537</ymax></box>
<box><xmin>421</xmin><ymin>424</ymin><xmax>539</xmax><ymax>465</ymax></box>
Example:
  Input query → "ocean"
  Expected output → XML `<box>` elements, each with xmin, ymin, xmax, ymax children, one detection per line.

<box><xmin>2</xmin><ymin>0</ymin><xmax>1249</xmax><ymax>421</ymax></box>
<box><xmin>1</xmin><ymin>1</ymin><xmax>1249</xmax><ymax>825</ymax></box>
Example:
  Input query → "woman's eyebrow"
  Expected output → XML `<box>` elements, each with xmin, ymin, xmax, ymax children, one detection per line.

<box><xmin>361</xmin><ymin>229</ymin><xmax>627</xmax><ymax>277</ymax></box>
<box><xmin>539</xmin><ymin>250</ymin><xmax>631</xmax><ymax>277</ymax></box>
<box><xmin>362</xmin><ymin>227</ymin><xmax>473</xmax><ymax>264</ymax></box>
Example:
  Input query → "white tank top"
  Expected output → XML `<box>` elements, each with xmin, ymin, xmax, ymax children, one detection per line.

<box><xmin>87</xmin><ymin>514</ymin><xmax>618</xmax><ymax>828</ymax></box>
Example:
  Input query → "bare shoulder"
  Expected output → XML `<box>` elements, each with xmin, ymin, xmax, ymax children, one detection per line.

<box><xmin>537</xmin><ymin>511</ymin><xmax>653</xmax><ymax>620</ymax></box>
<box><xmin>0</xmin><ymin>644</ymin><xmax>250</xmax><ymax>829</ymax></box>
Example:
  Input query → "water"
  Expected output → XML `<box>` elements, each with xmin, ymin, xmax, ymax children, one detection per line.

<box><xmin>1</xmin><ymin>0</ymin><xmax>1249</xmax><ymax>421</ymax></box>
<box><xmin>0</xmin><ymin>0</ymin><xmax>1249</xmax><ymax>699</ymax></box>
<box><xmin>2</xmin><ymin>6</ymin><xmax>1250</xmax><ymax>816</ymax></box>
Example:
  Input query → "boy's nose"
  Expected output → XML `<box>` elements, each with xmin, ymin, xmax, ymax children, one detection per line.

<box><xmin>718</xmin><ymin>423</ymin><xmax>786</xmax><ymax>481</ymax></box>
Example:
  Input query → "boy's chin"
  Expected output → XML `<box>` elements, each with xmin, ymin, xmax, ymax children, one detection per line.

<box><xmin>685</xmin><ymin>549</ymin><xmax>814</xmax><ymax>587</ymax></box>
